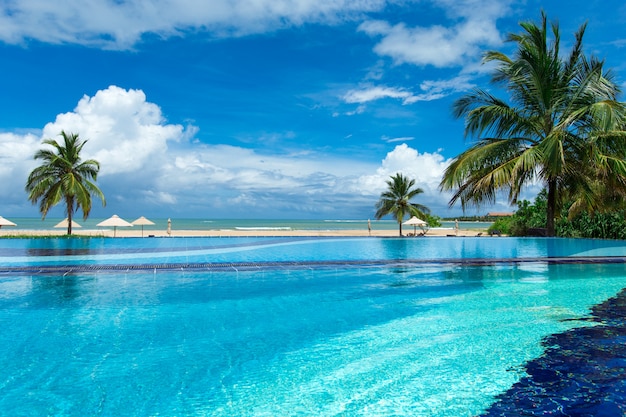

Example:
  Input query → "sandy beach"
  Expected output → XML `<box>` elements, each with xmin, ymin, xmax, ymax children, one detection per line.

<box><xmin>0</xmin><ymin>227</ymin><xmax>488</xmax><ymax>238</ymax></box>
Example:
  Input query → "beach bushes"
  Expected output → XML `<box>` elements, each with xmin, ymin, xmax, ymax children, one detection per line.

<box><xmin>425</xmin><ymin>214</ymin><xmax>442</xmax><ymax>228</ymax></box>
<box><xmin>561</xmin><ymin>211</ymin><xmax>626</xmax><ymax>240</ymax></box>
<box><xmin>502</xmin><ymin>191</ymin><xmax>626</xmax><ymax>239</ymax></box>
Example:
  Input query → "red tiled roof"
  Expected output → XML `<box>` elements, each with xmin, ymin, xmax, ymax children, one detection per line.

<box><xmin>486</xmin><ymin>212</ymin><xmax>514</xmax><ymax>217</ymax></box>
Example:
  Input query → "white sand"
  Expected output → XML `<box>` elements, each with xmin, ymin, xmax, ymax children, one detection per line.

<box><xmin>0</xmin><ymin>227</ymin><xmax>487</xmax><ymax>238</ymax></box>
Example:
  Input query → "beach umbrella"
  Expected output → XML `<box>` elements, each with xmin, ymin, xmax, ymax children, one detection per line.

<box><xmin>0</xmin><ymin>216</ymin><xmax>16</xmax><ymax>229</ymax></box>
<box><xmin>97</xmin><ymin>215</ymin><xmax>133</xmax><ymax>237</ymax></box>
<box><xmin>54</xmin><ymin>218</ymin><xmax>82</xmax><ymax>229</ymax></box>
<box><xmin>132</xmin><ymin>216</ymin><xmax>155</xmax><ymax>237</ymax></box>
<box><xmin>403</xmin><ymin>216</ymin><xmax>428</xmax><ymax>235</ymax></box>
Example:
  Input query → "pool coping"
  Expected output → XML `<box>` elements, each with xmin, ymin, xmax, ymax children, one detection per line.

<box><xmin>1</xmin><ymin>255</ymin><xmax>626</xmax><ymax>275</ymax></box>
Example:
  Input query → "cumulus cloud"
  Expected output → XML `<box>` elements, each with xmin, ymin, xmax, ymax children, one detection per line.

<box><xmin>359</xmin><ymin>0</ymin><xmax>509</xmax><ymax>67</ymax></box>
<box><xmin>0</xmin><ymin>85</ymin><xmax>381</xmax><ymax>218</ymax></box>
<box><xmin>353</xmin><ymin>143</ymin><xmax>533</xmax><ymax>216</ymax></box>
<box><xmin>2</xmin><ymin>86</ymin><xmax>506</xmax><ymax>219</ymax></box>
<box><xmin>1</xmin><ymin>86</ymin><xmax>192</xmax><ymax>215</ymax></box>
<box><xmin>0</xmin><ymin>132</ymin><xmax>41</xmax><ymax>208</ymax></box>
<box><xmin>356</xmin><ymin>143</ymin><xmax>450</xmax><ymax>202</ymax></box>
<box><xmin>0</xmin><ymin>0</ymin><xmax>389</xmax><ymax>49</ymax></box>
<box><xmin>42</xmin><ymin>86</ymin><xmax>186</xmax><ymax>175</ymax></box>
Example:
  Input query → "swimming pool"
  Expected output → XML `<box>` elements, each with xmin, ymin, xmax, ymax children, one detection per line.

<box><xmin>0</xmin><ymin>237</ymin><xmax>625</xmax><ymax>416</ymax></box>
<box><xmin>2</xmin><ymin>236</ymin><xmax>626</xmax><ymax>269</ymax></box>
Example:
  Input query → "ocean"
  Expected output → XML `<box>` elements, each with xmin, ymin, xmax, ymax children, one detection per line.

<box><xmin>1</xmin><ymin>217</ymin><xmax>491</xmax><ymax>232</ymax></box>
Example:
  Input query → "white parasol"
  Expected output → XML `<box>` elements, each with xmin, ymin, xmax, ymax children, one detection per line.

<box><xmin>54</xmin><ymin>218</ymin><xmax>82</xmax><ymax>229</ymax></box>
<box><xmin>97</xmin><ymin>215</ymin><xmax>133</xmax><ymax>237</ymax></box>
<box><xmin>402</xmin><ymin>216</ymin><xmax>428</xmax><ymax>235</ymax></box>
<box><xmin>131</xmin><ymin>216</ymin><xmax>155</xmax><ymax>237</ymax></box>
<box><xmin>0</xmin><ymin>216</ymin><xmax>16</xmax><ymax>229</ymax></box>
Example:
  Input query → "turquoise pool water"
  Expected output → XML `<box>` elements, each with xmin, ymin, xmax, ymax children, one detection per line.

<box><xmin>2</xmin><ymin>236</ymin><xmax>626</xmax><ymax>267</ymax></box>
<box><xmin>1</xmin><ymin>237</ymin><xmax>626</xmax><ymax>416</ymax></box>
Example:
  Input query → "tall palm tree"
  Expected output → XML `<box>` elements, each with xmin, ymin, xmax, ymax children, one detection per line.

<box><xmin>25</xmin><ymin>131</ymin><xmax>106</xmax><ymax>235</ymax></box>
<box><xmin>440</xmin><ymin>12</ymin><xmax>626</xmax><ymax>236</ymax></box>
<box><xmin>375</xmin><ymin>173</ymin><xmax>430</xmax><ymax>236</ymax></box>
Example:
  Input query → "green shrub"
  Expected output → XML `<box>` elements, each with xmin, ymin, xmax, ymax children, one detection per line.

<box><xmin>488</xmin><ymin>217</ymin><xmax>513</xmax><ymax>235</ymax></box>
<box><xmin>502</xmin><ymin>188</ymin><xmax>626</xmax><ymax>239</ymax></box>
<box><xmin>425</xmin><ymin>214</ymin><xmax>442</xmax><ymax>228</ymax></box>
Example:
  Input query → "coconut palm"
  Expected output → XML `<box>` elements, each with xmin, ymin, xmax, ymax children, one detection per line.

<box><xmin>375</xmin><ymin>173</ymin><xmax>430</xmax><ymax>236</ymax></box>
<box><xmin>25</xmin><ymin>131</ymin><xmax>106</xmax><ymax>235</ymax></box>
<box><xmin>440</xmin><ymin>12</ymin><xmax>626</xmax><ymax>236</ymax></box>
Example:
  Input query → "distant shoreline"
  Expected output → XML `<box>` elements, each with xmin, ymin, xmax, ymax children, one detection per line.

<box><xmin>0</xmin><ymin>218</ymin><xmax>493</xmax><ymax>237</ymax></box>
<box><xmin>0</xmin><ymin>227</ymin><xmax>488</xmax><ymax>238</ymax></box>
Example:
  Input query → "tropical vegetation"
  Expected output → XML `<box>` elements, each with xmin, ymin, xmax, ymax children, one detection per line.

<box><xmin>424</xmin><ymin>214</ymin><xmax>442</xmax><ymax>228</ymax></box>
<box><xmin>491</xmin><ymin>190</ymin><xmax>626</xmax><ymax>240</ymax></box>
<box><xmin>375</xmin><ymin>173</ymin><xmax>430</xmax><ymax>236</ymax></box>
<box><xmin>25</xmin><ymin>131</ymin><xmax>106</xmax><ymax>235</ymax></box>
<box><xmin>440</xmin><ymin>12</ymin><xmax>626</xmax><ymax>237</ymax></box>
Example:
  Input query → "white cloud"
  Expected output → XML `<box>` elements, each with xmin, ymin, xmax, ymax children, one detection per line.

<box><xmin>353</xmin><ymin>142</ymin><xmax>534</xmax><ymax>216</ymax></box>
<box><xmin>359</xmin><ymin>0</ymin><xmax>509</xmax><ymax>68</ymax></box>
<box><xmin>355</xmin><ymin>143</ymin><xmax>456</xmax><ymax>212</ymax></box>
<box><xmin>2</xmin><ymin>86</ymin><xmax>503</xmax><ymax>219</ymax></box>
<box><xmin>0</xmin><ymin>86</ymin><xmax>193</xmax><ymax>216</ymax></box>
<box><xmin>417</xmin><ymin>75</ymin><xmax>475</xmax><ymax>98</ymax></box>
<box><xmin>383</xmin><ymin>136</ymin><xmax>414</xmax><ymax>143</ymax></box>
<box><xmin>0</xmin><ymin>85</ymin><xmax>379</xmax><ymax>218</ymax></box>
<box><xmin>42</xmin><ymin>86</ymin><xmax>186</xmax><ymax>175</ymax></box>
<box><xmin>343</xmin><ymin>86</ymin><xmax>417</xmax><ymax>105</ymax></box>
<box><xmin>341</xmin><ymin>76</ymin><xmax>475</xmax><ymax>108</ymax></box>
<box><xmin>0</xmin><ymin>132</ymin><xmax>41</xmax><ymax>207</ymax></box>
<box><xmin>0</xmin><ymin>0</ymin><xmax>389</xmax><ymax>49</ymax></box>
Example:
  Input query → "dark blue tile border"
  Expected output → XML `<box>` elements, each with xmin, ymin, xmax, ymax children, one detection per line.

<box><xmin>481</xmin><ymin>288</ymin><xmax>626</xmax><ymax>416</ymax></box>
<box><xmin>1</xmin><ymin>255</ymin><xmax>626</xmax><ymax>275</ymax></box>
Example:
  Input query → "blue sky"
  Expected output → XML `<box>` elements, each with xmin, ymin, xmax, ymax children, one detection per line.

<box><xmin>1</xmin><ymin>0</ymin><xmax>625</xmax><ymax>220</ymax></box>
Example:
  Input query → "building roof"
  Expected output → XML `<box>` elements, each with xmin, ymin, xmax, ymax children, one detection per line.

<box><xmin>486</xmin><ymin>212</ymin><xmax>514</xmax><ymax>217</ymax></box>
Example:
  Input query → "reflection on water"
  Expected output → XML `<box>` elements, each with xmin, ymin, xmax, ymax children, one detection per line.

<box><xmin>30</xmin><ymin>274</ymin><xmax>98</xmax><ymax>305</ymax></box>
<box><xmin>1</xmin><ymin>251</ymin><xmax>626</xmax><ymax>415</ymax></box>
<box><xmin>1</xmin><ymin>237</ymin><xmax>626</xmax><ymax>269</ymax></box>
<box><xmin>25</xmin><ymin>237</ymin><xmax>105</xmax><ymax>257</ymax></box>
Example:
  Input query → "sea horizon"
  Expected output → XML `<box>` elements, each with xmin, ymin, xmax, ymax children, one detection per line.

<box><xmin>1</xmin><ymin>217</ymin><xmax>492</xmax><ymax>232</ymax></box>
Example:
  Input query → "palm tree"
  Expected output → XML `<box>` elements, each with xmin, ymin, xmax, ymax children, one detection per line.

<box><xmin>440</xmin><ymin>12</ymin><xmax>626</xmax><ymax>236</ymax></box>
<box><xmin>375</xmin><ymin>173</ymin><xmax>430</xmax><ymax>236</ymax></box>
<box><xmin>25</xmin><ymin>131</ymin><xmax>106</xmax><ymax>235</ymax></box>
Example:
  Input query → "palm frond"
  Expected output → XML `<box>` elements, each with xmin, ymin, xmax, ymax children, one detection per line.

<box><xmin>25</xmin><ymin>132</ymin><xmax>106</xmax><ymax>231</ymax></box>
<box><xmin>444</xmin><ymin>12</ymin><xmax>626</xmax><ymax>233</ymax></box>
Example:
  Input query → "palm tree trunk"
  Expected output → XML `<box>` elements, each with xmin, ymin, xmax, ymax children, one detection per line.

<box><xmin>399</xmin><ymin>222</ymin><xmax>403</xmax><ymax>237</ymax></box>
<box><xmin>546</xmin><ymin>179</ymin><xmax>557</xmax><ymax>237</ymax></box>
<box><xmin>66</xmin><ymin>197</ymin><xmax>73</xmax><ymax>236</ymax></box>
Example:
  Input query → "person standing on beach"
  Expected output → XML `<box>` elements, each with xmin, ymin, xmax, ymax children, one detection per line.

<box><xmin>368</xmin><ymin>219</ymin><xmax>371</xmax><ymax>236</ymax></box>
